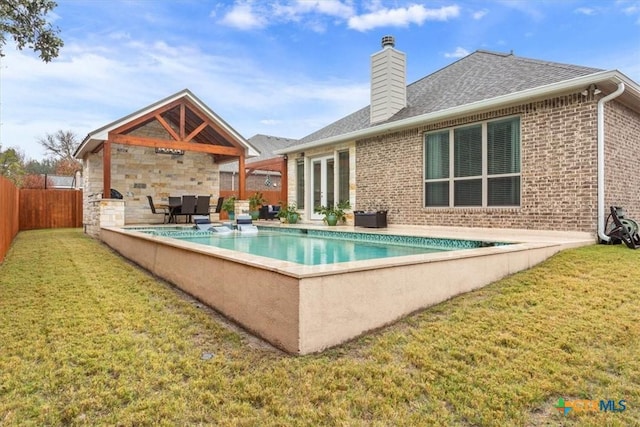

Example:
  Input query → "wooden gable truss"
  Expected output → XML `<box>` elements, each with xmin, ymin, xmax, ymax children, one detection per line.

<box><xmin>97</xmin><ymin>96</ymin><xmax>248</xmax><ymax>199</ymax></box>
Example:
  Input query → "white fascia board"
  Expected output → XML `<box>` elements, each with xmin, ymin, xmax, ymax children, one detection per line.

<box><xmin>275</xmin><ymin>70</ymin><xmax>636</xmax><ymax>155</ymax></box>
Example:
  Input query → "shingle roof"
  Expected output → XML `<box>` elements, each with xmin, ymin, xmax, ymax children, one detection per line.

<box><xmin>246</xmin><ymin>134</ymin><xmax>299</xmax><ymax>162</ymax></box>
<box><xmin>219</xmin><ymin>134</ymin><xmax>298</xmax><ymax>172</ymax></box>
<box><xmin>298</xmin><ymin>50</ymin><xmax>603</xmax><ymax>144</ymax></box>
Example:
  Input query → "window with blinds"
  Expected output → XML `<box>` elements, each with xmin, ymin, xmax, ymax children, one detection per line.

<box><xmin>425</xmin><ymin>132</ymin><xmax>449</xmax><ymax>206</ymax></box>
<box><xmin>454</xmin><ymin>125</ymin><xmax>482</xmax><ymax>206</ymax></box>
<box><xmin>424</xmin><ymin>117</ymin><xmax>521</xmax><ymax>207</ymax></box>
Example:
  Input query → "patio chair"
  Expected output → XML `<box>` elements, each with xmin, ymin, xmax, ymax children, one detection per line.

<box><xmin>603</xmin><ymin>206</ymin><xmax>640</xmax><ymax>249</ymax></box>
<box><xmin>259</xmin><ymin>205</ymin><xmax>280</xmax><ymax>220</ymax></box>
<box><xmin>146</xmin><ymin>196</ymin><xmax>169</xmax><ymax>223</ymax></box>
<box><xmin>195</xmin><ymin>195</ymin><xmax>211</xmax><ymax>219</ymax></box>
<box><xmin>213</xmin><ymin>197</ymin><xmax>224</xmax><ymax>214</ymax></box>
<box><xmin>207</xmin><ymin>196</ymin><xmax>224</xmax><ymax>221</ymax></box>
<box><xmin>168</xmin><ymin>196</ymin><xmax>182</xmax><ymax>223</ymax></box>
<box><xmin>178</xmin><ymin>195</ymin><xmax>197</xmax><ymax>223</ymax></box>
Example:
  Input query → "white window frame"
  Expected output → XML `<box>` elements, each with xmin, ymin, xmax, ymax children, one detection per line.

<box><xmin>424</xmin><ymin>116</ymin><xmax>521</xmax><ymax>208</ymax></box>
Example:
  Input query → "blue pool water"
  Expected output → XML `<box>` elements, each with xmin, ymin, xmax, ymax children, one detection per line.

<box><xmin>132</xmin><ymin>226</ymin><xmax>503</xmax><ymax>266</ymax></box>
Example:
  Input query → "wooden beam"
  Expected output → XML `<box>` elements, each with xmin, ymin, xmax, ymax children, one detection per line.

<box><xmin>155</xmin><ymin>114</ymin><xmax>180</xmax><ymax>141</ymax></box>
<box><xmin>107</xmin><ymin>97</ymin><xmax>251</xmax><ymax>156</ymax></box>
<box><xmin>238</xmin><ymin>155</ymin><xmax>246</xmax><ymax>199</ymax></box>
<box><xmin>109</xmin><ymin>133</ymin><xmax>243</xmax><ymax>156</ymax></box>
<box><xmin>245</xmin><ymin>156</ymin><xmax>285</xmax><ymax>173</ymax></box>
<box><xmin>183</xmin><ymin>99</ymin><xmax>246</xmax><ymax>151</ymax></box>
<box><xmin>103</xmin><ymin>140</ymin><xmax>111</xmax><ymax>198</ymax></box>
<box><xmin>185</xmin><ymin>121</ymin><xmax>208</xmax><ymax>142</ymax></box>
<box><xmin>110</xmin><ymin>98</ymin><xmax>185</xmax><ymax>135</ymax></box>
<box><xmin>180</xmin><ymin>103</ymin><xmax>185</xmax><ymax>140</ymax></box>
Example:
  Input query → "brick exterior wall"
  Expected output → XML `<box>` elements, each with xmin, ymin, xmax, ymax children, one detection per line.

<box><xmin>82</xmin><ymin>143</ymin><xmax>220</xmax><ymax>232</ymax></box>
<box><xmin>355</xmin><ymin>93</ymin><xmax>640</xmax><ymax>233</ymax></box>
<box><xmin>604</xmin><ymin>100</ymin><xmax>640</xmax><ymax>221</ymax></box>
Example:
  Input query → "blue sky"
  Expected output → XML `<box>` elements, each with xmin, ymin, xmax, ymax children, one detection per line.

<box><xmin>1</xmin><ymin>0</ymin><xmax>639</xmax><ymax>161</ymax></box>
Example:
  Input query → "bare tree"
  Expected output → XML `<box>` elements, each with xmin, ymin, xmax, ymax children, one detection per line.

<box><xmin>0</xmin><ymin>0</ymin><xmax>63</xmax><ymax>62</ymax></box>
<box><xmin>38</xmin><ymin>130</ymin><xmax>79</xmax><ymax>160</ymax></box>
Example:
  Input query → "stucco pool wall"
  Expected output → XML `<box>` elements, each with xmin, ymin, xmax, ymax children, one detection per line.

<box><xmin>100</xmin><ymin>226</ymin><xmax>592</xmax><ymax>354</ymax></box>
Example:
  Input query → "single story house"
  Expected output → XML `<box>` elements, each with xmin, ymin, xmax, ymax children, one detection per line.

<box><xmin>276</xmin><ymin>36</ymin><xmax>640</xmax><ymax>241</ymax></box>
<box><xmin>73</xmin><ymin>89</ymin><xmax>260</xmax><ymax>236</ymax></box>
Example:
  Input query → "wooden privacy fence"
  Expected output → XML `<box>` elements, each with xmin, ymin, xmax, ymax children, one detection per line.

<box><xmin>19</xmin><ymin>189</ymin><xmax>83</xmax><ymax>230</ymax></box>
<box><xmin>3</xmin><ymin>187</ymin><xmax>277</xmax><ymax>261</ymax></box>
<box><xmin>0</xmin><ymin>176</ymin><xmax>20</xmax><ymax>263</ymax></box>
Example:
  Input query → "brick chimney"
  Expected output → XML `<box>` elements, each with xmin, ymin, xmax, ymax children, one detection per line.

<box><xmin>370</xmin><ymin>35</ymin><xmax>406</xmax><ymax>124</ymax></box>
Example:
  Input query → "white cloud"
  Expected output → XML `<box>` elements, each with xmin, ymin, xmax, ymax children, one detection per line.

<box><xmin>348</xmin><ymin>5</ymin><xmax>460</xmax><ymax>31</ymax></box>
<box><xmin>0</xmin><ymin>35</ymin><xmax>369</xmax><ymax>160</ymax></box>
<box><xmin>221</xmin><ymin>0</ymin><xmax>354</xmax><ymax>31</ymax></box>
<box><xmin>444</xmin><ymin>47</ymin><xmax>470</xmax><ymax>58</ymax></box>
<box><xmin>574</xmin><ymin>7</ymin><xmax>596</xmax><ymax>16</ymax></box>
<box><xmin>217</xmin><ymin>2</ymin><xmax>461</xmax><ymax>33</ymax></box>
<box><xmin>220</xmin><ymin>2</ymin><xmax>267</xmax><ymax>30</ymax></box>
<box><xmin>495</xmin><ymin>0</ymin><xmax>544</xmax><ymax>21</ymax></box>
<box><xmin>292</xmin><ymin>0</ymin><xmax>354</xmax><ymax>17</ymax></box>
<box><xmin>622</xmin><ymin>4</ymin><xmax>640</xmax><ymax>15</ymax></box>
<box><xmin>619</xmin><ymin>2</ymin><xmax>640</xmax><ymax>23</ymax></box>
<box><xmin>473</xmin><ymin>9</ymin><xmax>488</xmax><ymax>20</ymax></box>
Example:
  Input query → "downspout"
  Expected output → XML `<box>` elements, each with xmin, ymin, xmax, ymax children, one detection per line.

<box><xmin>597</xmin><ymin>80</ymin><xmax>625</xmax><ymax>242</ymax></box>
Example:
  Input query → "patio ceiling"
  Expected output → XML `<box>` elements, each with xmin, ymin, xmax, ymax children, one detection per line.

<box><xmin>108</xmin><ymin>97</ymin><xmax>247</xmax><ymax>164</ymax></box>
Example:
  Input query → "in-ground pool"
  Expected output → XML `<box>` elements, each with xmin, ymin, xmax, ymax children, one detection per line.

<box><xmin>100</xmin><ymin>224</ymin><xmax>581</xmax><ymax>354</ymax></box>
<box><xmin>131</xmin><ymin>226</ymin><xmax>498</xmax><ymax>265</ymax></box>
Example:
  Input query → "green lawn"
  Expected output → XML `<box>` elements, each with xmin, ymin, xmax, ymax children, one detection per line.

<box><xmin>0</xmin><ymin>228</ymin><xmax>638</xmax><ymax>426</ymax></box>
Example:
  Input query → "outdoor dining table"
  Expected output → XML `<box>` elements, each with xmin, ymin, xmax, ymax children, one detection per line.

<box><xmin>157</xmin><ymin>200</ymin><xmax>182</xmax><ymax>223</ymax></box>
<box><xmin>158</xmin><ymin>195</ymin><xmax>211</xmax><ymax>223</ymax></box>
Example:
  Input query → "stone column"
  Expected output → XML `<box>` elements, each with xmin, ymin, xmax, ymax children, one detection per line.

<box><xmin>99</xmin><ymin>199</ymin><xmax>126</xmax><ymax>229</ymax></box>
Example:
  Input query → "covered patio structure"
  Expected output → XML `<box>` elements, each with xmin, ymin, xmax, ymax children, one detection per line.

<box><xmin>74</xmin><ymin>89</ymin><xmax>260</xmax><ymax>236</ymax></box>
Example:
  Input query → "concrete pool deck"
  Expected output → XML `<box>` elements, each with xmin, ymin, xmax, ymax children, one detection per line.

<box><xmin>100</xmin><ymin>223</ymin><xmax>594</xmax><ymax>355</ymax></box>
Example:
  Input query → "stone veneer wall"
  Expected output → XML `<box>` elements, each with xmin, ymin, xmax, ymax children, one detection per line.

<box><xmin>356</xmin><ymin>92</ymin><xmax>608</xmax><ymax>233</ymax></box>
<box><xmin>82</xmin><ymin>143</ymin><xmax>220</xmax><ymax>236</ymax></box>
<box><xmin>603</xmin><ymin>100</ymin><xmax>640</xmax><ymax>221</ymax></box>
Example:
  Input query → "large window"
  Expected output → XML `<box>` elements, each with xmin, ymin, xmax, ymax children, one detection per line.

<box><xmin>424</xmin><ymin>117</ymin><xmax>520</xmax><ymax>207</ymax></box>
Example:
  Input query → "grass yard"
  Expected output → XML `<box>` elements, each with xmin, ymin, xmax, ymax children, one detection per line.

<box><xmin>0</xmin><ymin>228</ymin><xmax>638</xmax><ymax>426</ymax></box>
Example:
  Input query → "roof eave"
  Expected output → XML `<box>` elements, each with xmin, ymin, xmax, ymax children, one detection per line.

<box><xmin>275</xmin><ymin>70</ymin><xmax>637</xmax><ymax>154</ymax></box>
